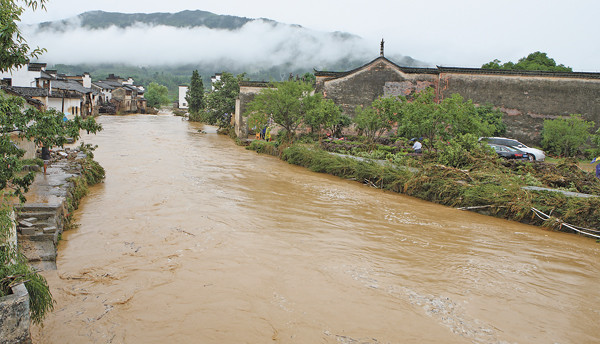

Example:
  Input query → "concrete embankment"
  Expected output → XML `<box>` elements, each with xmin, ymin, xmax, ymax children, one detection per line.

<box><xmin>15</xmin><ymin>147</ymin><xmax>104</xmax><ymax>271</ymax></box>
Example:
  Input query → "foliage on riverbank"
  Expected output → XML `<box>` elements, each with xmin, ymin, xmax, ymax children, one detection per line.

<box><xmin>0</xmin><ymin>204</ymin><xmax>54</xmax><ymax>325</ymax></box>
<box><xmin>247</xmin><ymin>141</ymin><xmax>600</xmax><ymax>233</ymax></box>
<box><xmin>64</xmin><ymin>144</ymin><xmax>106</xmax><ymax>230</ymax></box>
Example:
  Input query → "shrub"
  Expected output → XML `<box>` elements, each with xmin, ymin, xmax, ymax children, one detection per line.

<box><xmin>0</xmin><ymin>203</ymin><xmax>54</xmax><ymax>325</ymax></box>
<box><xmin>541</xmin><ymin>114</ymin><xmax>594</xmax><ymax>157</ymax></box>
<box><xmin>434</xmin><ymin>133</ymin><xmax>491</xmax><ymax>168</ymax></box>
<box><xmin>247</xmin><ymin>140</ymin><xmax>280</xmax><ymax>156</ymax></box>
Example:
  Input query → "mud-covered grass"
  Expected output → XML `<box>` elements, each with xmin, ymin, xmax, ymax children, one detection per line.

<box><xmin>246</xmin><ymin>140</ymin><xmax>281</xmax><ymax>157</ymax></box>
<box><xmin>247</xmin><ymin>142</ymin><xmax>600</xmax><ymax>234</ymax></box>
<box><xmin>64</xmin><ymin>155</ymin><xmax>105</xmax><ymax>230</ymax></box>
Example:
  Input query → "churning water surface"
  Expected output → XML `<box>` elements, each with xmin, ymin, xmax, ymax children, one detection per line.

<box><xmin>32</xmin><ymin>114</ymin><xmax>600</xmax><ymax>344</ymax></box>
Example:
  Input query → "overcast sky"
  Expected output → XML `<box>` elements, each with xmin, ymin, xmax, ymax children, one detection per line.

<box><xmin>19</xmin><ymin>0</ymin><xmax>600</xmax><ymax>71</ymax></box>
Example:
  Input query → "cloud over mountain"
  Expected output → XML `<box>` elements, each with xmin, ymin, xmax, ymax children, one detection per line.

<box><xmin>22</xmin><ymin>10</ymin><xmax>422</xmax><ymax>70</ymax></box>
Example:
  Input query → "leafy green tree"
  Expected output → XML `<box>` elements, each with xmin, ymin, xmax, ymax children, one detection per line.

<box><xmin>435</xmin><ymin>133</ymin><xmax>492</xmax><ymax>168</ymax></box>
<box><xmin>1</xmin><ymin>92</ymin><xmax>102</xmax><ymax>201</ymax></box>
<box><xmin>475</xmin><ymin>104</ymin><xmax>506</xmax><ymax>136</ymax></box>
<box><xmin>303</xmin><ymin>96</ymin><xmax>345</xmax><ymax>139</ymax></box>
<box><xmin>205</xmin><ymin>72</ymin><xmax>246</xmax><ymax>128</ymax></box>
<box><xmin>145</xmin><ymin>82</ymin><xmax>170</xmax><ymax>108</ymax></box>
<box><xmin>354</xmin><ymin>95</ymin><xmax>403</xmax><ymax>142</ymax></box>
<box><xmin>481</xmin><ymin>59</ymin><xmax>502</xmax><ymax>70</ymax></box>
<box><xmin>397</xmin><ymin>88</ymin><xmax>495</xmax><ymax>149</ymax></box>
<box><xmin>302</xmin><ymin>72</ymin><xmax>316</xmax><ymax>85</ymax></box>
<box><xmin>541</xmin><ymin>114</ymin><xmax>594</xmax><ymax>157</ymax></box>
<box><xmin>302</xmin><ymin>92</ymin><xmax>325</xmax><ymax>134</ymax></box>
<box><xmin>482</xmin><ymin>51</ymin><xmax>572</xmax><ymax>72</ymax></box>
<box><xmin>354</xmin><ymin>106</ymin><xmax>387</xmax><ymax>142</ymax></box>
<box><xmin>246</xmin><ymin>80</ymin><xmax>317</xmax><ymax>140</ymax></box>
<box><xmin>0</xmin><ymin>0</ymin><xmax>47</xmax><ymax>72</ymax></box>
<box><xmin>185</xmin><ymin>70</ymin><xmax>205</xmax><ymax>118</ymax></box>
<box><xmin>439</xmin><ymin>93</ymin><xmax>495</xmax><ymax>138</ymax></box>
<box><xmin>0</xmin><ymin>0</ymin><xmax>102</xmax><ymax>326</ymax></box>
<box><xmin>329</xmin><ymin>114</ymin><xmax>352</xmax><ymax>138</ymax></box>
<box><xmin>319</xmin><ymin>98</ymin><xmax>344</xmax><ymax>135</ymax></box>
<box><xmin>397</xmin><ymin>88</ymin><xmax>442</xmax><ymax>147</ymax></box>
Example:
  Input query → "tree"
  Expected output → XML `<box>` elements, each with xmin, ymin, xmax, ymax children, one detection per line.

<box><xmin>0</xmin><ymin>0</ymin><xmax>102</xmax><ymax>326</ymax></box>
<box><xmin>319</xmin><ymin>98</ymin><xmax>344</xmax><ymax>136</ymax></box>
<box><xmin>246</xmin><ymin>80</ymin><xmax>316</xmax><ymax>140</ymax></box>
<box><xmin>0</xmin><ymin>0</ymin><xmax>47</xmax><ymax>72</ymax></box>
<box><xmin>0</xmin><ymin>92</ymin><xmax>102</xmax><ymax>201</ymax></box>
<box><xmin>475</xmin><ymin>104</ymin><xmax>506</xmax><ymax>136</ymax></box>
<box><xmin>302</xmin><ymin>92</ymin><xmax>325</xmax><ymax>134</ymax></box>
<box><xmin>541</xmin><ymin>114</ymin><xmax>594</xmax><ymax>157</ymax></box>
<box><xmin>353</xmin><ymin>95</ymin><xmax>403</xmax><ymax>142</ymax></box>
<box><xmin>204</xmin><ymin>72</ymin><xmax>247</xmax><ymax>128</ymax></box>
<box><xmin>397</xmin><ymin>88</ymin><xmax>495</xmax><ymax>149</ymax></box>
<box><xmin>303</xmin><ymin>96</ymin><xmax>345</xmax><ymax>139</ymax></box>
<box><xmin>482</xmin><ymin>51</ymin><xmax>572</xmax><ymax>72</ymax></box>
<box><xmin>329</xmin><ymin>114</ymin><xmax>352</xmax><ymax>138</ymax></box>
<box><xmin>145</xmin><ymin>82</ymin><xmax>170</xmax><ymax>108</ymax></box>
<box><xmin>397</xmin><ymin>88</ymin><xmax>442</xmax><ymax>147</ymax></box>
<box><xmin>185</xmin><ymin>70</ymin><xmax>205</xmax><ymax>118</ymax></box>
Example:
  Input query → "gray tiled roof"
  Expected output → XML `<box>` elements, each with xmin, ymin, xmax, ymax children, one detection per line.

<box><xmin>0</xmin><ymin>86</ymin><xmax>45</xmax><ymax>107</ymax></box>
<box><xmin>52</xmin><ymin>79</ymin><xmax>92</xmax><ymax>93</ymax></box>
<box><xmin>92</xmin><ymin>81</ymin><xmax>113</xmax><ymax>90</ymax></box>
<box><xmin>9</xmin><ymin>86</ymin><xmax>49</xmax><ymax>97</ymax></box>
<box><xmin>39</xmin><ymin>71</ymin><xmax>56</xmax><ymax>79</ymax></box>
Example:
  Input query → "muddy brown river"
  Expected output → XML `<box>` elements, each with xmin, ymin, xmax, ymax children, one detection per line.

<box><xmin>32</xmin><ymin>114</ymin><xmax>600</xmax><ymax>343</ymax></box>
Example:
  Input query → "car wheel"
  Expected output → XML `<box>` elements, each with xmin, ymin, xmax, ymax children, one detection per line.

<box><xmin>528</xmin><ymin>155</ymin><xmax>535</xmax><ymax>161</ymax></box>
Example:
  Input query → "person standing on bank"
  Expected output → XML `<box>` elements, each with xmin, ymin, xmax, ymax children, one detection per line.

<box><xmin>412</xmin><ymin>139</ymin><xmax>422</xmax><ymax>154</ymax></box>
<box><xmin>41</xmin><ymin>145</ymin><xmax>51</xmax><ymax>174</ymax></box>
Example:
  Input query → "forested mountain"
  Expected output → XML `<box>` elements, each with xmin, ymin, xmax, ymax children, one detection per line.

<box><xmin>38</xmin><ymin>10</ymin><xmax>261</xmax><ymax>31</ymax></box>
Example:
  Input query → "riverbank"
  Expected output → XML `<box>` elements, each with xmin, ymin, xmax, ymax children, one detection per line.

<box><xmin>245</xmin><ymin>139</ymin><xmax>600</xmax><ymax>238</ymax></box>
<box><xmin>16</xmin><ymin>143</ymin><xmax>105</xmax><ymax>270</ymax></box>
<box><xmin>1</xmin><ymin>144</ymin><xmax>105</xmax><ymax>342</ymax></box>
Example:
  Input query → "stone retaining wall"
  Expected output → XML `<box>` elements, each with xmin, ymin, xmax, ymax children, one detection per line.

<box><xmin>0</xmin><ymin>284</ymin><xmax>32</xmax><ymax>344</ymax></box>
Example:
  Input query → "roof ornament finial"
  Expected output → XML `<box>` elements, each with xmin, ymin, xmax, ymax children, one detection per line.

<box><xmin>380</xmin><ymin>38</ymin><xmax>385</xmax><ymax>56</ymax></box>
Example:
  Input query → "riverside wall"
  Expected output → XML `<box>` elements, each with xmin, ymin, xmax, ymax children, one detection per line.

<box><xmin>438</xmin><ymin>68</ymin><xmax>600</xmax><ymax>144</ymax></box>
<box><xmin>312</xmin><ymin>57</ymin><xmax>600</xmax><ymax>146</ymax></box>
<box><xmin>0</xmin><ymin>284</ymin><xmax>31</xmax><ymax>344</ymax></box>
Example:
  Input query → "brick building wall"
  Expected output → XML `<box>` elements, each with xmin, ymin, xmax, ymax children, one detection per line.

<box><xmin>235</xmin><ymin>82</ymin><xmax>270</xmax><ymax>138</ymax></box>
<box><xmin>316</xmin><ymin>58</ymin><xmax>600</xmax><ymax>145</ymax></box>
<box><xmin>236</xmin><ymin>56</ymin><xmax>600</xmax><ymax>145</ymax></box>
<box><xmin>316</xmin><ymin>57</ymin><xmax>438</xmax><ymax>117</ymax></box>
<box><xmin>438</xmin><ymin>69</ymin><xmax>600</xmax><ymax>144</ymax></box>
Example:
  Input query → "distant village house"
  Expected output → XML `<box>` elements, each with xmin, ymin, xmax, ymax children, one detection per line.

<box><xmin>0</xmin><ymin>65</ymin><xmax>147</xmax><ymax>117</ymax></box>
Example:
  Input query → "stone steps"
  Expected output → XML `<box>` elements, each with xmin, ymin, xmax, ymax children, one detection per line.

<box><xmin>15</xmin><ymin>202</ymin><xmax>65</xmax><ymax>271</ymax></box>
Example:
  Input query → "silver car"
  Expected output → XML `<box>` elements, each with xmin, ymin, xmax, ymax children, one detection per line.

<box><xmin>480</xmin><ymin>137</ymin><xmax>545</xmax><ymax>161</ymax></box>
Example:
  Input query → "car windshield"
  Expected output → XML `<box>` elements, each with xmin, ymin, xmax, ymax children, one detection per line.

<box><xmin>486</xmin><ymin>138</ymin><xmax>529</xmax><ymax>149</ymax></box>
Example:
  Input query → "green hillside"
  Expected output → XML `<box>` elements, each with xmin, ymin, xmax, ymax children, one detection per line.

<box><xmin>41</xmin><ymin>10</ymin><xmax>285</xmax><ymax>31</ymax></box>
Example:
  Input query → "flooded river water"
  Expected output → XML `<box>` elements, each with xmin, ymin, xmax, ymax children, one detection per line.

<box><xmin>32</xmin><ymin>114</ymin><xmax>600</xmax><ymax>343</ymax></box>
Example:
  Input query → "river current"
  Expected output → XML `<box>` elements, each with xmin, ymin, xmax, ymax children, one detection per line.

<box><xmin>32</xmin><ymin>114</ymin><xmax>600</xmax><ymax>343</ymax></box>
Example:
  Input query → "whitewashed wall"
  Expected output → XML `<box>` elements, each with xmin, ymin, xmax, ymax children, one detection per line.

<box><xmin>178</xmin><ymin>86</ymin><xmax>188</xmax><ymax>109</ymax></box>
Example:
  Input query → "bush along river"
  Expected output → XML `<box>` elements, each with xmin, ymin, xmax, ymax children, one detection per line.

<box><xmin>33</xmin><ymin>114</ymin><xmax>600</xmax><ymax>343</ymax></box>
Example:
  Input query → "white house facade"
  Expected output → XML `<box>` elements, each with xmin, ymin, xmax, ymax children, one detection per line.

<box><xmin>0</xmin><ymin>63</ymin><xmax>46</xmax><ymax>87</ymax></box>
<box><xmin>178</xmin><ymin>85</ymin><xmax>188</xmax><ymax>109</ymax></box>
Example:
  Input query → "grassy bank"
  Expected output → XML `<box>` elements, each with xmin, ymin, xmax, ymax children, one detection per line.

<box><xmin>64</xmin><ymin>148</ymin><xmax>106</xmax><ymax>229</ymax></box>
<box><xmin>247</xmin><ymin>140</ymin><xmax>600</xmax><ymax>236</ymax></box>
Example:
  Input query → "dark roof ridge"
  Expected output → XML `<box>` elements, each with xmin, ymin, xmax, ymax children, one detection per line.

<box><xmin>314</xmin><ymin>56</ymin><xmax>438</xmax><ymax>78</ymax></box>
<box><xmin>239</xmin><ymin>81</ymin><xmax>270</xmax><ymax>87</ymax></box>
<box><xmin>314</xmin><ymin>56</ymin><xmax>600</xmax><ymax>80</ymax></box>
<box><xmin>437</xmin><ymin>66</ymin><xmax>600</xmax><ymax>79</ymax></box>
